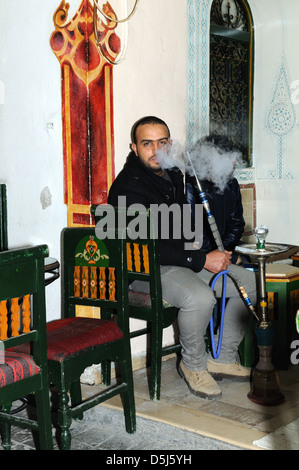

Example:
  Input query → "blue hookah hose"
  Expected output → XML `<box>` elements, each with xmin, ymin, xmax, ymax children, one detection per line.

<box><xmin>210</xmin><ymin>270</ymin><xmax>230</xmax><ymax>359</ymax></box>
<box><xmin>197</xmin><ymin>187</ymin><xmax>258</xmax><ymax>321</ymax></box>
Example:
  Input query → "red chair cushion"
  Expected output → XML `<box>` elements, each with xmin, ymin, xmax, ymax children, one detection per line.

<box><xmin>0</xmin><ymin>351</ymin><xmax>39</xmax><ymax>388</ymax></box>
<box><xmin>46</xmin><ymin>317</ymin><xmax>123</xmax><ymax>363</ymax></box>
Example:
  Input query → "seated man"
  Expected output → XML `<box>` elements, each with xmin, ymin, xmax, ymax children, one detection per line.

<box><xmin>108</xmin><ymin>116</ymin><xmax>256</xmax><ymax>400</ymax></box>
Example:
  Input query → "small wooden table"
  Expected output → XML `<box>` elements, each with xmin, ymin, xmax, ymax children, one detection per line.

<box><xmin>239</xmin><ymin>244</ymin><xmax>299</xmax><ymax>369</ymax></box>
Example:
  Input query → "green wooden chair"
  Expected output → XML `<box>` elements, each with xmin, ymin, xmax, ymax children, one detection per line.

<box><xmin>0</xmin><ymin>245</ymin><xmax>53</xmax><ymax>450</ymax></box>
<box><xmin>46</xmin><ymin>227</ymin><xmax>136</xmax><ymax>450</ymax></box>
<box><xmin>92</xmin><ymin>206</ymin><xmax>180</xmax><ymax>401</ymax></box>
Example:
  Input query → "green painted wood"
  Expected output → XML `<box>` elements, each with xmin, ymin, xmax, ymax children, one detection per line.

<box><xmin>266</xmin><ymin>277</ymin><xmax>299</xmax><ymax>369</ymax></box>
<box><xmin>92</xmin><ymin>205</ymin><xmax>180</xmax><ymax>401</ymax></box>
<box><xmin>0</xmin><ymin>244</ymin><xmax>53</xmax><ymax>450</ymax></box>
<box><xmin>0</xmin><ymin>184</ymin><xmax>8</xmax><ymax>251</ymax></box>
<box><xmin>48</xmin><ymin>227</ymin><xmax>136</xmax><ymax>450</ymax></box>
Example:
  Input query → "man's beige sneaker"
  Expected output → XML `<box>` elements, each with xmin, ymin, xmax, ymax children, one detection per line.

<box><xmin>207</xmin><ymin>359</ymin><xmax>250</xmax><ymax>381</ymax></box>
<box><xmin>178</xmin><ymin>361</ymin><xmax>222</xmax><ymax>399</ymax></box>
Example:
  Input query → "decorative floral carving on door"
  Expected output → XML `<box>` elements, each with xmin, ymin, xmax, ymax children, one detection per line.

<box><xmin>50</xmin><ymin>0</ymin><xmax>120</xmax><ymax>226</ymax></box>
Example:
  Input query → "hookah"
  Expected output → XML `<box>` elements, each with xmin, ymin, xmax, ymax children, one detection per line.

<box><xmin>235</xmin><ymin>227</ymin><xmax>287</xmax><ymax>405</ymax></box>
<box><xmin>186</xmin><ymin>154</ymin><xmax>287</xmax><ymax>405</ymax></box>
<box><xmin>185</xmin><ymin>154</ymin><xmax>259</xmax><ymax>321</ymax></box>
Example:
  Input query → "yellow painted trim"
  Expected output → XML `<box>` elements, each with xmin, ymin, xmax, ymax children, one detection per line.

<box><xmin>105</xmin><ymin>66</ymin><xmax>113</xmax><ymax>192</ymax></box>
<box><xmin>68</xmin><ymin>204</ymin><xmax>92</xmax><ymax>214</ymax></box>
<box><xmin>64</xmin><ymin>65</ymin><xmax>74</xmax><ymax>227</ymax></box>
<box><xmin>266</xmin><ymin>276</ymin><xmax>299</xmax><ymax>283</ymax></box>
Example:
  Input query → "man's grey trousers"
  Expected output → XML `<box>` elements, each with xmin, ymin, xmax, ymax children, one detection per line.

<box><xmin>131</xmin><ymin>264</ymin><xmax>257</xmax><ymax>372</ymax></box>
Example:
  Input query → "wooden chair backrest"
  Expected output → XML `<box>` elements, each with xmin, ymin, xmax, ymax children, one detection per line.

<box><xmin>62</xmin><ymin>227</ymin><xmax>129</xmax><ymax>330</ymax></box>
<box><xmin>91</xmin><ymin>206</ymin><xmax>164</xmax><ymax>303</ymax></box>
<box><xmin>0</xmin><ymin>245</ymin><xmax>48</xmax><ymax>356</ymax></box>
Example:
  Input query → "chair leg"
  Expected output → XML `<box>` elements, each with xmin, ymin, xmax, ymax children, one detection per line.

<box><xmin>0</xmin><ymin>403</ymin><xmax>12</xmax><ymax>450</ymax></box>
<box><xmin>118</xmin><ymin>358</ymin><xmax>136</xmax><ymax>434</ymax></box>
<box><xmin>149</xmin><ymin>324</ymin><xmax>163</xmax><ymax>401</ymax></box>
<box><xmin>57</xmin><ymin>388</ymin><xmax>72</xmax><ymax>450</ymax></box>
<box><xmin>101</xmin><ymin>360</ymin><xmax>111</xmax><ymax>386</ymax></box>
<box><xmin>100</xmin><ymin>310</ymin><xmax>113</xmax><ymax>386</ymax></box>
<box><xmin>34</xmin><ymin>388</ymin><xmax>53</xmax><ymax>450</ymax></box>
<box><xmin>70</xmin><ymin>380</ymin><xmax>83</xmax><ymax>421</ymax></box>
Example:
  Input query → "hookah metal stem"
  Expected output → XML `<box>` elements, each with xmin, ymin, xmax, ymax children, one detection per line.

<box><xmin>198</xmin><ymin>189</ymin><xmax>225</xmax><ymax>252</ymax></box>
<box><xmin>185</xmin><ymin>155</ymin><xmax>225</xmax><ymax>251</ymax></box>
<box><xmin>186</xmin><ymin>155</ymin><xmax>259</xmax><ymax>321</ymax></box>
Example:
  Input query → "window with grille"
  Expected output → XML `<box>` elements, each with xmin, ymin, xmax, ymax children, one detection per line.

<box><xmin>210</xmin><ymin>0</ymin><xmax>253</xmax><ymax>165</ymax></box>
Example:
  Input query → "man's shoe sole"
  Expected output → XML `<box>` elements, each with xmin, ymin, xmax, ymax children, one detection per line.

<box><xmin>209</xmin><ymin>371</ymin><xmax>250</xmax><ymax>382</ymax></box>
<box><xmin>178</xmin><ymin>365</ymin><xmax>222</xmax><ymax>400</ymax></box>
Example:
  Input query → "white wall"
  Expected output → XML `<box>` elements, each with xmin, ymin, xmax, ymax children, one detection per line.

<box><xmin>0</xmin><ymin>1</ymin><xmax>66</xmax><ymax>318</ymax></box>
<box><xmin>113</xmin><ymin>0</ymin><xmax>187</xmax><ymax>174</ymax></box>
<box><xmin>250</xmin><ymin>0</ymin><xmax>299</xmax><ymax>244</ymax></box>
<box><xmin>0</xmin><ymin>0</ymin><xmax>186</xmax><ymax>357</ymax></box>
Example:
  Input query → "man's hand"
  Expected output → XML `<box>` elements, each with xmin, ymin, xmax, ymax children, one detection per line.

<box><xmin>204</xmin><ymin>249</ymin><xmax>232</xmax><ymax>273</ymax></box>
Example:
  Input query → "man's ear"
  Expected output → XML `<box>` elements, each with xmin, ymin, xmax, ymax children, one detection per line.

<box><xmin>131</xmin><ymin>143</ymin><xmax>138</xmax><ymax>156</ymax></box>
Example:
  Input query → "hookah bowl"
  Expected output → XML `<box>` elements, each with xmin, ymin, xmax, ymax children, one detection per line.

<box><xmin>236</xmin><ymin>226</ymin><xmax>287</xmax><ymax>405</ymax></box>
<box><xmin>253</xmin><ymin>225</ymin><xmax>269</xmax><ymax>250</ymax></box>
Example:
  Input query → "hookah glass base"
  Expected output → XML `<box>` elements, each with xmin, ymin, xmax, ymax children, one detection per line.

<box><xmin>248</xmin><ymin>326</ymin><xmax>285</xmax><ymax>406</ymax></box>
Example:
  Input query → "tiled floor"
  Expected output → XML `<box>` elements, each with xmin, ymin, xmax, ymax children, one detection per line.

<box><xmin>2</xmin><ymin>356</ymin><xmax>299</xmax><ymax>450</ymax></box>
<box><xmin>91</xmin><ymin>356</ymin><xmax>299</xmax><ymax>451</ymax></box>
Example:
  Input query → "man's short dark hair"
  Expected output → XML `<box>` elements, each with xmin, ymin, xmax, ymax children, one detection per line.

<box><xmin>131</xmin><ymin>116</ymin><xmax>170</xmax><ymax>144</ymax></box>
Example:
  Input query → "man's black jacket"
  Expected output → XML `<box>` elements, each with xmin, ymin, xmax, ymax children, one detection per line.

<box><xmin>108</xmin><ymin>151</ymin><xmax>206</xmax><ymax>272</ymax></box>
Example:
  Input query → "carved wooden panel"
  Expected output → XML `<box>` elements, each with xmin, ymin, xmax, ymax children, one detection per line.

<box><xmin>50</xmin><ymin>0</ymin><xmax>120</xmax><ymax>226</ymax></box>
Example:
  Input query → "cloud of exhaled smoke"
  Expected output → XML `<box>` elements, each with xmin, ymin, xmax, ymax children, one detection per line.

<box><xmin>156</xmin><ymin>138</ymin><xmax>245</xmax><ymax>193</ymax></box>
<box><xmin>155</xmin><ymin>140</ymin><xmax>186</xmax><ymax>171</ymax></box>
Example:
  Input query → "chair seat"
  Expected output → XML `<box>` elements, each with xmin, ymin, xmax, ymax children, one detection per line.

<box><xmin>46</xmin><ymin>317</ymin><xmax>123</xmax><ymax>362</ymax></box>
<box><xmin>0</xmin><ymin>351</ymin><xmax>39</xmax><ymax>388</ymax></box>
